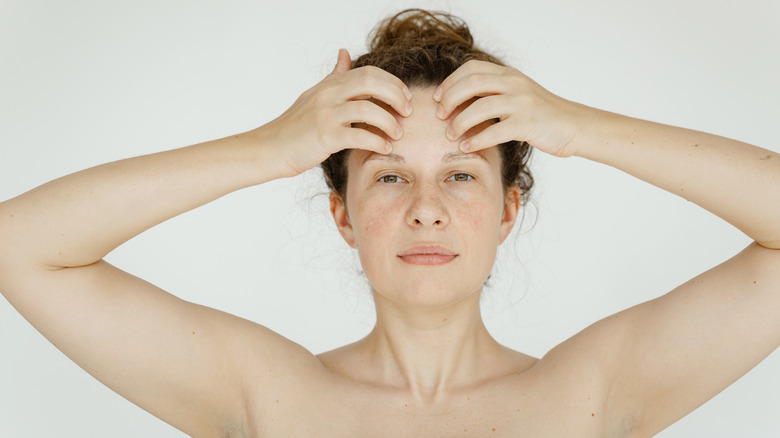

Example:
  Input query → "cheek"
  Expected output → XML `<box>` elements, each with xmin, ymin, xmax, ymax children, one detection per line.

<box><xmin>457</xmin><ymin>187</ymin><xmax>503</xmax><ymax>225</ymax></box>
<box><xmin>352</xmin><ymin>198</ymin><xmax>397</xmax><ymax>246</ymax></box>
<box><xmin>459</xmin><ymin>202</ymin><xmax>502</xmax><ymax>252</ymax></box>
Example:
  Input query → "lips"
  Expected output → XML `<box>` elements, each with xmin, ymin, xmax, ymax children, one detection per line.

<box><xmin>398</xmin><ymin>245</ymin><xmax>458</xmax><ymax>265</ymax></box>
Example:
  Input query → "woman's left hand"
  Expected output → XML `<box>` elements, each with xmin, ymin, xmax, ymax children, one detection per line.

<box><xmin>433</xmin><ymin>60</ymin><xmax>590</xmax><ymax>158</ymax></box>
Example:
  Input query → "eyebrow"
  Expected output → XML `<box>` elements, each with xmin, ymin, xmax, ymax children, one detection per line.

<box><xmin>361</xmin><ymin>151</ymin><xmax>488</xmax><ymax>165</ymax></box>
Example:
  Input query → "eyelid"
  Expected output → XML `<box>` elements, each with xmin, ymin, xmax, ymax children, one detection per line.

<box><xmin>377</xmin><ymin>174</ymin><xmax>407</xmax><ymax>184</ymax></box>
<box><xmin>446</xmin><ymin>172</ymin><xmax>475</xmax><ymax>182</ymax></box>
<box><xmin>375</xmin><ymin>172</ymin><xmax>475</xmax><ymax>184</ymax></box>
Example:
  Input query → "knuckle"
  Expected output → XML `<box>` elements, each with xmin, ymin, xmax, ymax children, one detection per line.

<box><xmin>313</xmin><ymin>108</ymin><xmax>332</xmax><ymax>127</ymax></box>
<box><xmin>465</xmin><ymin>73</ymin><xmax>487</xmax><ymax>87</ymax></box>
<box><xmin>311</xmin><ymin>88</ymin><xmax>333</xmax><ymax>107</ymax></box>
<box><xmin>356</xmin><ymin>68</ymin><xmax>377</xmax><ymax>85</ymax></box>
<box><xmin>476</xmin><ymin>96</ymin><xmax>495</xmax><ymax>113</ymax></box>
<box><xmin>463</xmin><ymin>59</ymin><xmax>482</xmax><ymax>71</ymax></box>
<box><xmin>354</xmin><ymin>101</ymin><xmax>373</xmax><ymax>118</ymax></box>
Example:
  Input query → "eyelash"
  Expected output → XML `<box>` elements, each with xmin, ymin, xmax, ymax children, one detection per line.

<box><xmin>377</xmin><ymin>173</ymin><xmax>475</xmax><ymax>184</ymax></box>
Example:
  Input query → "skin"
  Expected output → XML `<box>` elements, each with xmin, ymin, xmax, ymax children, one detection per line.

<box><xmin>323</xmin><ymin>86</ymin><xmax>526</xmax><ymax>399</ymax></box>
<box><xmin>0</xmin><ymin>47</ymin><xmax>778</xmax><ymax>437</ymax></box>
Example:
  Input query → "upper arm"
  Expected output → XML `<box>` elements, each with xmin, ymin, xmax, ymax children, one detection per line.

<box><xmin>0</xmin><ymin>258</ymin><xmax>321</xmax><ymax>437</ymax></box>
<box><xmin>592</xmin><ymin>242</ymin><xmax>780</xmax><ymax>435</ymax></box>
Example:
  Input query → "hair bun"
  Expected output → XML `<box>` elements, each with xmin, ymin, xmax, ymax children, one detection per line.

<box><xmin>352</xmin><ymin>9</ymin><xmax>504</xmax><ymax>87</ymax></box>
<box><xmin>368</xmin><ymin>9</ymin><xmax>474</xmax><ymax>53</ymax></box>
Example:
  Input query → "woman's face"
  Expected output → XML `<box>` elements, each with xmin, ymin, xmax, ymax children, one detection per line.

<box><xmin>330</xmin><ymin>87</ymin><xmax>520</xmax><ymax>309</ymax></box>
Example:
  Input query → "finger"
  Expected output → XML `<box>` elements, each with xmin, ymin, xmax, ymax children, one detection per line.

<box><xmin>331</xmin><ymin>48</ymin><xmax>352</xmax><ymax>75</ymax></box>
<box><xmin>338</xmin><ymin>100</ymin><xmax>403</xmax><ymax>141</ymax></box>
<box><xmin>448</xmin><ymin>95</ymin><xmax>513</xmax><ymax>141</ymax></box>
<box><xmin>339</xmin><ymin>67</ymin><xmax>412</xmax><ymax>117</ymax></box>
<box><xmin>433</xmin><ymin>60</ymin><xmax>503</xmax><ymax>103</ymax></box>
<box><xmin>458</xmin><ymin>120</ymin><xmax>519</xmax><ymax>153</ymax></box>
<box><xmin>437</xmin><ymin>72</ymin><xmax>510</xmax><ymax>121</ymax></box>
<box><xmin>338</xmin><ymin>126</ymin><xmax>393</xmax><ymax>155</ymax></box>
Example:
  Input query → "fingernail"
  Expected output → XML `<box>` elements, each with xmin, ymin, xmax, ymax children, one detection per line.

<box><xmin>460</xmin><ymin>140</ymin><xmax>470</xmax><ymax>152</ymax></box>
<box><xmin>386</xmin><ymin>141</ymin><xmax>393</xmax><ymax>153</ymax></box>
<box><xmin>405</xmin><ymin>100</ymin><xmax>413</xmax><ymax>116</ymax></box>
<box><xmin>446</xmin><ymin>126</ymin><xmax>455</xmax><ymax>140</ymax></box>
<box><xmin>403</xmin><ymin>87</ymin><xmax>413</xmax><ymax>100</ymax></box>
<box><xmin>436</xmin><ymin>104</ymin><xmax>445</xmax><ymax>119</ymax></box>
<box><xmin>433</xmin><ymin>87</ymin><xmax>443</xmax><ymax>102</ymax></box>
<box><xmin>396</xmin><ymin>126</ymin><xmax>403</xmax><ymax>140</ymax></box>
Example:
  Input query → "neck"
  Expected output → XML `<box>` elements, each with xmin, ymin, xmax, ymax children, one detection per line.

<box><xmin>358</xmin><ymin>288</ymin><xmax>507</xmax><ymax>401</ymax></box>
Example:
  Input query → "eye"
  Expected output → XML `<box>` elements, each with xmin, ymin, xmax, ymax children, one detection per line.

<box><xmin>447</xmin><ymin>173</ymin><xmax>474</xmax><ymax>182</ymax></box>
<box><xmin>377</xmin><ymin>174</ymin><xmax>407</xmax><ymax>184</ymax></box>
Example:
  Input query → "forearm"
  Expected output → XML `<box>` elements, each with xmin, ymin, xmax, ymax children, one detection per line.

<box><xmin>572</xmin><ymin>109</ymin><xmax>780</xmax><ymax>249</ymax></box>
<box><xmin>0</xmin><ymin>128</ymin><xmax>284</xmax><ymax>268</ymax></box>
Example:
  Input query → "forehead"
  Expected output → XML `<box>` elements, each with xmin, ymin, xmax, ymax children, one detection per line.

<box><xmin>360</xmin><ymin>149</ymin><xmax>492</xmax><ymax>167</ymax></box>
<box><xmin>351</xmin><ymin>86</ymin><xmax>498</xmax><ymax>166</ymax></box>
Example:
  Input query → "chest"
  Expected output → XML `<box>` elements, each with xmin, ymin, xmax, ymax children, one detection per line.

<box><xmin>248</xmin><ymin>374</ymin><xmax>616</xmax><ymax>438</ymax></box>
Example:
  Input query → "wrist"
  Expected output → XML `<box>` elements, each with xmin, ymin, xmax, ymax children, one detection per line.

<box><xmin>567</xmin><ymin>106</ymin><xmax>626</xmax><ymax>161</ymax></box>
<box><xmin>232</xmin><ymin>124</ymin><xmax>296</xmax><ymax>183</ymax></box>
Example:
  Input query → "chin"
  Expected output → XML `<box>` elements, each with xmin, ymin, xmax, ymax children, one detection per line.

<box><xmin>369</xmin><ymin>275</ymin><xmax>485</xmax><ymax>309</ymax></box>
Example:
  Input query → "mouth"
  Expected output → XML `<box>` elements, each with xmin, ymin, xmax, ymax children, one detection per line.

<box><xmin>398</xmin><ymin>245</ymin><xmax>458</xmax><ymax>266</ymax></box>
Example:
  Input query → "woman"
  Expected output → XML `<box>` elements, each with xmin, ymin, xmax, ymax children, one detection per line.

<box><xmin>1</xmin><ymin>7</ymin><xmax>778</xmax><ymax>437</ymax></box>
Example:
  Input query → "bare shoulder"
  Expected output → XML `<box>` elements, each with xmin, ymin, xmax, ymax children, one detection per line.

<box><xmin>245</xmin><ymin>340</ymin><xmax>624</xmax><ymax>438</ymax></box>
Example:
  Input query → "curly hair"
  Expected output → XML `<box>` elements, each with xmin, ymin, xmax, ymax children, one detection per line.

<box><xmin>320</xmin><ymin>8</ymin><xmax>534</xmax><ymax>206</ymax></box>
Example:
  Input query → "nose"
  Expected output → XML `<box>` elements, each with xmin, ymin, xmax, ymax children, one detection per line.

<box><xmin>406</xmin><ymin>180</ymin><xmax>450</xmax><ymax>228</ymax></box>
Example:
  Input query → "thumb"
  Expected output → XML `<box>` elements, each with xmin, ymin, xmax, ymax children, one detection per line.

<box><xmin>331</xmin><ymin>48</ymin><xmax>352</xmax><ymax>74</ymax></box>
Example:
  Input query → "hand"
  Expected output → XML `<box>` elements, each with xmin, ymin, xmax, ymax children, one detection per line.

<box><xmin>433</xmin><ymin>60</ymin><xmax>588</xmax><ymax>158</ymax></box>
<box><xmin>260</xmin><ymin>49</ymin><xmax>413</xmax><ymax>178</ymax></box>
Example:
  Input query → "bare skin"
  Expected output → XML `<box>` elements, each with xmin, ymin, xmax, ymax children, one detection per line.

<box><xmin>0</xmin><ymin>49</ymin><xmax>778</xmax><ymax>437</ymax></box>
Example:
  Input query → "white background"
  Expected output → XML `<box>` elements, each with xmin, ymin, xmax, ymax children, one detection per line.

<box><xmin>1</xmin><ymin>0</ymin><xmax>778</xmax><ymax>436</ymax></box>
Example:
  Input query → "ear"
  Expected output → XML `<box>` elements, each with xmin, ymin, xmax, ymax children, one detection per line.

<box><xmin>329</xmin><ymin>191</ymin><xmax>357</xmax><ymax>249</ymax></box>
<box><xmin>498</xmin><ymin>186</ymin><xmax>521</xmax><ymax>245</ymax></box>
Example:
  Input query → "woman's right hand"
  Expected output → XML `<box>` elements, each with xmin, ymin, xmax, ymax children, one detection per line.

<box><xmin>259</xmin><ymin>49</ymin><xmax>413</xmax><ymax>178</ymax></box>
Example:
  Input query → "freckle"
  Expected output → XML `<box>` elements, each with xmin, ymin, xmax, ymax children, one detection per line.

<box><xmin>592</xmin><ymin>413</ymin><xmax>595</xmax><ymax>417</ymax></box>
<box><xmin>192</xmin><ymin>331</ymin><xmax>195</xmax><ymax>335</ymax></box>
<box><xmin>587</xmin><ymin>397</ymin><xmax>591</xmax><ymax>400</ymax></box>
<box><xmin>492</xmin><ymin>428</ymin><xmax>496</xmax><ymax>432</ymax></box>
<box><xmin>276</xmin><ymin>400</ymin><xmax>279</xmax><ymax>403</ymax></box>
<box><xmin>467</xmin><ymin>397</ymin><xmax>470</xmax><ymax>401</ymax></box>
<box><xmin>9</xmin><ymin>214</ymin><xmax>13</xmax><ymax>218</ymax></box>
<box><xmin>754</xmin><ymin>281</ymin><xmax>757</xmax><ymax>284</ymax></box>
<box><xmin>694</xmin><ymin>144</ymin><xmax>699</xmax><ymax>147</ymax></box>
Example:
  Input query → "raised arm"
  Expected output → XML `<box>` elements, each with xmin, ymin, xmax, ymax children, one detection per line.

<box><xmin>0</xmin><ymin>49</ymin><xmax>411</xmax><ymax>437</ymax></box>
<box><xmin>435</xmin><ymin>60</ymin><xmax>780</xmax><ymax>435</ymax></box>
